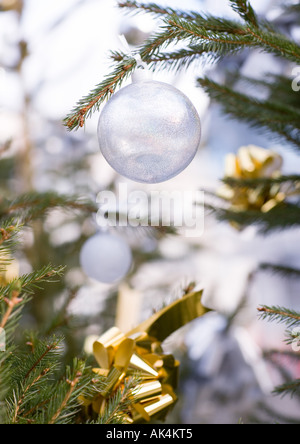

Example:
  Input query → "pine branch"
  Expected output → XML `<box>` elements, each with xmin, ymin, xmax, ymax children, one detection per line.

<box><xmin>199</xmin><ymin>77</ymin><xmax>300</xmax><ymax>149</ymax></box>
<box><xmin>223</xmin><ymin>175</ymin><xmax>300</xmax><ymax>188</ymax></box>
<box><xmin>12</xmin><ymin>367</ymin><xmax>51</xmax><ymax>423</ymax></box>
<box><xmin>0</xmin><ymin>223</ymin><xmax>20</xmax><ymax>261</ymax></box>
<box><xmin>158</xmin><ymin>16</ymin><xmax>300</xmax><ymax>63</ymax></box>
<box><xmin>283</xmin><ymin>3</ymin><xmax>300</xmax><ymax>19</ymax></box>
<box><xmin>94</xmin><ymin>376</ymin><xmax>140</xmax><ymax>425</ymax></box>
<box><xmin>273</xmin><ymin>380</ymin><xmax>300</xmax><ymax>398</ymax></box>
<box><xmin>48</xmin><ymin>369</ymin><xmax>82</xmax><ymax>424</ymax></box>
<box><xmin>258</xmin><ymin>306</ymin><xmax>300</xmax><ymax>328</ymax></box>
<box><xmin>64</xmin><ymin>58</ymin><xmax>137</xmax><ymax>131</ymax></box>
<box><xmin>230</xmin><ymin>73</ymin><xmax>300</xmax><ymax>109</ymax></box>
<box><xmin>245</xmin><ymin>25</ymin><xmax>300</xmax><ymax>64</ymax></box>
<box><xmin>119</xmin><ymin>1</ymin><xmax>249</xmax><ymax>35</ymax></box>
<box><xmin>65</xmin><ymin>2</ymin><xmax>300</xmax><ymax>129</ymax></box>
<box><xmin>0</xmin><ymin>192</ymin><xmax>97</xmax><ymax>223</ymax></box>
<box><xmin>206</xmin><ymin>201</ymin><xmax>300</xmax><ymax>233</ymax></box>
<box><xmin>118</xmin><ymin>1</ymin><xmax>195</xmax><ymax>19</ymax></box>
<box><xmin>23</xmin><ymin>341</ymin><xmax>60</xmax><ymax>381</ymax></box>
<box><xmin>4</xmin><ymin>336</ymin><xmax>63</xmax><ymax>424</ymax></box>
<box><xmin>229</xmin><ymin>0</ymin><xmax>259</xmax><ymax>27</ymax></box>
<box><xmin>0</xmin><ymin>265</ymin><xmax>65</xmax><ymax>346</ymax></box>
<box><xmin>165</xmin><ymin>16</ymin><xmax>253</xmax><ymax>49</ymax></box>
<box><xmin>112</xmin><ymin>47</ymin><xmax>212</xmax><ymax>72</ymax></box>
<box><xmin>260</xmin><ymin>263</ymin><xmax>300</xmax><ymax>279</ymax></box>
<box><xmin>46</xmin><ymin>359</ymin><xmax>92</xmax><ymax>424</ymax></box>
<box><xmin>0</xmin><ymin>290</ymin><xmax>23</xmax><ymax>329</ymax></box>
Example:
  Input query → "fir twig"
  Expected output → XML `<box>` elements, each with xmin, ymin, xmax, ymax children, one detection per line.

<box><xmin>12</xmin><ymin>367</ymin><xmax>51</xmax><ymax>423</ymax></box>
<box><xmin>118</xmin><ymin>1</ymin><xmax>194</xmax><ymax>19</ymax></box>
<box><xmin>0</xmin><ymin>192</ymin><xmax>97</xmax><ymax>223</ymax></box>
<box><xmin>229</xmin><ymin>0</ymin><xmax>259</xmax><ymax>27</ymax></box>
<box><xmin>48</xmin><ymin>369</ymin><xmax>82</xmax><ymax>424</ymax></box>
<box><xmin>64</xmin><ymin>58</ymin><xmax>137</xmax><ymax>131</ymax></box>
<box><xmin>223</xmin><ymin>175</ymin><xmax>300</xmax><ymax>188</ymax></box>
<box><xmin>199</xmin><ymin>77</ymin><xmax>300</xmax><ymax>148</ymax></box>
<box><xmin>258</xmin><ymin>306</ymin><xmax>300</xmax><ymax>328</ymax></box>
<box><xmin>24</xmin><ymin>342</ymin><xmax>60</xmax><ymax>380</ymax></box>
<box><xmin>274</xmin><ymin>380</ymin><xmax>300</xmax><ymax>398</ymax></box>
<box><xmin>97</xmin><ymin>377</ymin><xmax>140</xmax><ymax>425</ymax></box>
<box><xmin>260</xmin><ymin>263</ymin><xmax>300</xmax><ymax>279</ymax></box>
<box><xmin>205</xmin><ymin>201</ymin><xmax>300</xmax><ymax>233</ymax></box>
<box><xmin>0</xmin><ymin>290</ymin><xmax>23</xmax><ymax>329</ymax></box>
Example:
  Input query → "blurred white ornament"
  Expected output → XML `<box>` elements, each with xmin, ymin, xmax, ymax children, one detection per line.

<box><xmin>98</xmin><ymin>80</ymin><xmax>201</xmax><ymax>184</ymax></box>
<box><xmin>80</xmin><ymin>232</ymin><xmax>132</xmax><ymax>284</ymax></box>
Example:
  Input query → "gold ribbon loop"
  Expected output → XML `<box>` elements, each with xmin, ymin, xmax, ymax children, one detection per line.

<box><xmin>219</xmin><ymin>145</ymin><xmax>288</xmax><ymax>218</ymax></box>
<box><xmin>83</xmin><ymin>290</ymin><xmax>209</xmax><ymax>423</ymax></box>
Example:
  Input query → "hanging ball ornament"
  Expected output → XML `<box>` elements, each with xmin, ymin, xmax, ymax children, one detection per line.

<box><xmin>80</xmin><ymin>232</ymin><xmax>132</xmax><ymax>284</ymax></box>
<box><xmin>97</xmin><ymin>77</ymin><xmax>201</xmax><ymax>184</ymax></box>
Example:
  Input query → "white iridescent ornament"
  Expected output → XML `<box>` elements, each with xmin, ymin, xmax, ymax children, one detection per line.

<box><xmin>80</xmin><ymin>232</ymin><xmax>132</xmax><ymax>284</ymax></box>
<box><xmin>97</xmin><ymin>80</ymin><xmax>201</xmax><ymax>184</ymax></box>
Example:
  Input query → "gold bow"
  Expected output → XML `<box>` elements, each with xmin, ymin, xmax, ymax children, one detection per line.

<box><xmin>218</xmin><ymin>145</ymin><xmax>291</xmax><ymax>214</ymax></box>
<box><xmin>81</xmin><ymin>290</ymin><xmax>209</xmax><ymax>423</ymax></box>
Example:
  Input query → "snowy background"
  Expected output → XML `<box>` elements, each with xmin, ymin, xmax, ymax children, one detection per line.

<box><xmin>1</xmin><ymin>0</ymin><xmax>300</xmax><ymax>424</ymax></box>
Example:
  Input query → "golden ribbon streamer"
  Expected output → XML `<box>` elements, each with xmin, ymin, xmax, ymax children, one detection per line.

<box><xmin>81</xmin><ymin>290</ymin><xmax>209</xmax><ymax>423</ymax></box>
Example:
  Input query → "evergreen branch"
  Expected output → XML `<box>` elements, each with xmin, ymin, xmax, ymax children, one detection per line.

<box><xmin>24</xmin><ymin>342</ymin><xmax>60</xmax><ymax>381</ymax></box>
<box><xmin>0</xmin><ymin>265</ymin><xmax>65</xmax><ymax>344</ymax></box>
<box><xmin>119</xmin><ymin>1</ymin><xmax>248</xmax><ymax>34</ymax></box>
<box><xmin>4</xmin><ymin>336</ymin><xmax>63</xmax><ymax>424</ymax></box>
<box><xmin>0</xmin><ymin>265</ymin><xmax>65</xmax><ymax>301</ymax></box>
<box><xmin>273</xmin><ymin>380</ymin><xmax>300</xmax><ymax>398</ymax></box>
<box><xmin>0</xmin><ymin>227</ymin><xmax>14</xmax><ymax>247</ymax></box>
<box><xmin>205</xmin><ymin>202</ymin><xmax>300</xmax><ymax>233</ymax></box>
<box><xmin>22</xmin><ymin>399</ymin><xmax>49</xmax><ymax>419</ymax></box>
<box><xmin>229</xmin><ymin>0</ymin><xmax>259</xmax><ymax>27</ymax></box>
<box><xmin>0</xmin><ymin>224</ymin><xmax>19</xmax><ymax>271</ymax></box>
<box><xmin>260</xmin><ymin>263</ymin><xmax>300</xmax><ymax>279</ymax></box>
<box><xmin>285</xmin><ymin>329</ymin><xmax>300</xmax><ymax>347</ymax></box>
<box><xmin>0</xmin><ymin>290</ymin><xmax>23</xmax><ymax>329</ymax></box>
<box><xmin>112</xmin><ymin>47</ymin><xmax>213</xmax><ymax>71</ymax></box>
<box><xmin>137</xmin><ymin>19</ymin><xmax>251</xmax><ymax>69</ymax></box>
<box><xmin>96</xmin><ymin>377</ymin><xmax>140</xmax><ymax>425</ymax></box>
<box><xmin>0</xmin><ymin>192</ymin><xmax>97</xmax><ymax>223</ymax></box>
<box><xmin>258</xmin><ymin>306</ymin><xmax>300</xmax><ymax>328</ymax></box>
<box><xmin>48</xmin><ymin>369</ymin><xmax>82</xmax><ymax>424</ymax></box>
<box><xmin>166</xmin><ymin>16</ymin><xmax>253</xmax><ymax>48</ymax></box>
<box><xmin>46</xmin><ymin>360</ymin><xmax>93</xmax><ymax>424</ymax></box>
<box><xmin>12</xmin><ymin>367</ymin><xmax>51</xmax><ymax>423</ymax></box>
<box><xmin>65</xmin><ymin>3</ymin><xmax>300</xmax><ymax>129</ymax></box>
<box><xmin>64</xmin><ymin>58</ymin><xmax>137</xmax><ymax>131</ymax></box>
<box><xmin>118</xmin><ymin>1</ymin><xmax>194</xmax><ymax>19</ymax></box>
<box><xmin>199</xmin><ymin>77</ymin><xmax>300</xmax><ymax>148</ymax></box>
<box><xmin>282</xmin><ymin>3</ymin><xmax>300</xmax><ymax>19</ymax></box>
<box><xmin>223</xmin><ymin>175</ymin><xmax>300</xmax><ymax>188</ymax></box>
<box><xmin>148</xmin><ymin>47</ymin><xmax>217</xmax><ymax>70</ymax></box>
<box><xmin>246</xmin><ymin>25</ymin><xmax>300</xmax><ymax>64</ymax></box>
<box><xmin>230</xmin><ymin>73</ymin><xmax>300</xmax><ymax>109</ymax></box>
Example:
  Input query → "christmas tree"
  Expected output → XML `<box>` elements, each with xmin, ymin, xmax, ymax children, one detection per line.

<box><xmin>1</xmin><ymin>0</ymin><xmax>300</xmax><ymax>424</ymax></box>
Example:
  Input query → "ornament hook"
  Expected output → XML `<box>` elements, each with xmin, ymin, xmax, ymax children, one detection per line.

<box><xmin>118</xmin><ymin>34</ymin><xmax>152</xmax><ymax>83</ymax></box>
